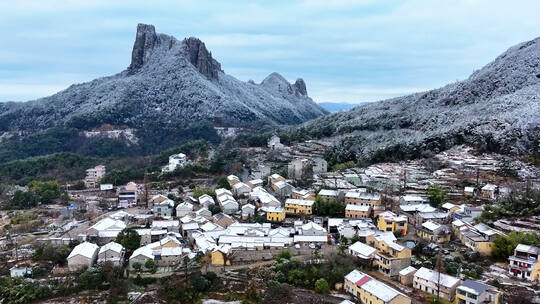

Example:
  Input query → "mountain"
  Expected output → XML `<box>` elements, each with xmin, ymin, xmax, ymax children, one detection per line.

<box><xmin>0</xmin><ymin>24</ymin><xmax>326</xmax><ymax>142</ymax></box>
<box><xmin>293</xmin><ymin>37</ymin><xmax>540</xmax><ymax>163</ymax></box>
<box><xmin>318</xmin><ymin>102</ymin><xmax>367</xmax><ymax>113</ymax></box>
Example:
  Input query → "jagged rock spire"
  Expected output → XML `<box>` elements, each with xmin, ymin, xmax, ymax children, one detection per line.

<box><xmin>129</xmin><ymin>24</ymin><xmax>158</xmax><ymax>71</ymax></box>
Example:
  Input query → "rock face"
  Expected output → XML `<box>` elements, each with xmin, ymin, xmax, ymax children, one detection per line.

<box><xmin>296</xmin><ymin>37</ymin><xmax>540</xmax><ymax>158</ymax></box>
<box><xmin>0</xmin><ymin>23</ymin><xmax>327</xmax><ymax>132</ymax></box>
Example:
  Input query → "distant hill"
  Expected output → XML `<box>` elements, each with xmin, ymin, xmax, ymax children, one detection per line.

<box><xmin>0</xmin><ymin>23</ymin><xmax>328</xmax><ymax>160</ymax></box>
<box><xmin>318</xmin><ymin>102</ymin><xmax>367</xmax><ymax>113</ymax></box>
<box><xmin>291</xmin><ymin>37</ymin><xmax>540</xmax><ymax>163</ymax></box>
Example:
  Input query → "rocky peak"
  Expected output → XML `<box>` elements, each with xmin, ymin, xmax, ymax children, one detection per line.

<box><xmin>294</xmin><ymin>78</ymin><xmax>307</xmax><ymax>96</ymax></box>
<box><xmin>183</xmin><ymin>37</ymin><xmax>222</xmax><ymax>79</ymax></box>
<box><xmin>129</xmin><ymin>23</ymin><xmax>158</xmax><ymax>71</ymax></box>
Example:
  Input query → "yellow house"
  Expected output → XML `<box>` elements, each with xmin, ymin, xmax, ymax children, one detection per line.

<box><xmin>211</xmin><ymin>245</ymin><xmax>232</xmax><ymax>265</ymax></box>
<box><xmin>367</xmin><ymin>233</ymin><xmax>412</xmax><ymax>277</ymax></box>
<box><xmin>284</xmin><ymin>198</ymin><xmax>314</xmax><ymax>215</ymax></box>
<box><xmin>457</xmin><ymin>222</ymin><xmax>503</xmax><ymax>256</ymax></box>
<box><xmin>344</xmin><ymin>269</ymin><xmax>411</xmax><ymax>304</ymax></box>
<box><xmin>442</xmin><ymin>202</ymin><xmax>460</xmax><ymax>214</ymax></box>
<box><xmin>268</xmin><ymin>173</ymin><xmax>285</xmax><ymax>186</ymax></box>
<box><xmin>345</xmin><ymin>204</ymin><xmax>371</xmax><ymax>219</ymax></box>
<box><xmin>344</xmin><ymin>191</ymin><xmax>381</xmax><ymax>207</ymax></box>
<box><xmin>416</xmin><ymin>221</ymin><xmax>451</xmax><ymax>243</ymax></box>
<box><xmin>377</xmin><ymin>211</ymin><xmax>408</xmax><ymax>235</ymax></box>
<box><xmin>264</xmin><ymin>206</ymin><xmax>286</xmax><ymax>222</ymax></box>
<box><xmin>456</xmin><ymin>280</ymin><xmax>500</xmax><ymax>304</ymax></box>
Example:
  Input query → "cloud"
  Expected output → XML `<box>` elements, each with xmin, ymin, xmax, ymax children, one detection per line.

<box><xmin>1</xmin><ymin>0</ymin><xmax>540</xmax><ymax>102</ymax></box>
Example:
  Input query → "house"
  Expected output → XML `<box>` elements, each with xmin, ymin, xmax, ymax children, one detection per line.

<box><xmin>288</xmin><ymin>158</ymin><xmax>312</xmax><ymax>180</ymax></box>
<box><xmin>118</xmin><ymin>182</ymin><xmax>138</xmax><ymax>208</ymax></box>
<box><xmin>129</xmin><ymin>236</ymin><xmax>187</xmax><ymax>269</ymax></box>
<box><xmin>318</xmin><ymin>189</ymin><xmax>339</xmax><ymax>201</ymax></box>
<box><xmin>458</xmin><ymin>222</ymin><xmax>502</xmax><ymax>255</ymax></box>
<box><xmin>97</xmin><ymin>242</ymin><xmax>125</xmax><ymax>266</ymax></box>
<box><xmin>416</xmin><ymin>211</ymin><xmax>449</xmax><ymax>225</ymax></box>
<box><xmin>344</xmin><ymin>270</ymin><xmax>411</xmax><ymax>304</ymax></box>
<box><xmin>87</xmin><ymin>217</ymin><xmax>126</xmax><ymax>245</ymax></box>
<box><xmin>398</xmin><ymin>266</ymin><xmax>417</xmax><ymax>286</ymax></box>
<box><xmin>227</xmin><ymin>174</ymin><xmax>241</xmax><ymax>186</ymax></box>
<box><xmin>464</xmin><ymin>186</ymin><xmax>475</xmax><ymax>197</ymax></box>
<box><xmin>176</xmin><ymin>202</ymin><xmax>194</xmax><ymax>217</ymax></box>
<box><xmin>251</xmin><ymin>164</ymin><xmax>271</xmax><ymax>180</ymax></box>
<box><xmin>399</xmin><ymin>195</ymin><xmax>425</xmax><ymax>205</ymax></box>
<box><xmin>162</xmin><ymin>153</ymin><xmax>187</xmax><ymax>172</ymax></box>
<box><xmin>348</xmin><ymin>241</ymin><xmax>376</xmax><ymax>261</ymax></box>
<box><xmin>377</xmin><ymin>211</ymin><xmax>408</xmax><ymax>235</ymax></box>
<box><xmin>299</xmin><ymin>221</ymin><xmax>327</xmax><ymax>236</ymax></box>
<box><xmin>413</xmin><ymin>267</ymin><xmax>461</xmax><ymax>301</ymax></box>
<box><xmin>268</xmin><ymin>173</ymin><xmax>285</xmax><ymax>186</ymax></box>
<box><xmin>85</xmin><ymin>165</ymin><xmax>106</xmax><ymax>188</ymax></box>
<box><xmin>291</xmin><ymin>188</ymin><xmax>315</xmax><ymax>200</ymax></box>
<box><xmin>481</xmin><ymin>184</ymin><xmax>498</xmax><ymax>199</ymax></box>
<box><xmin>441</xmin><ymin>202</ymin><xmax>460</xmax><ymax>213</ymax></box>
<box><xmin>250</xmin><ymin>186</ymin><xmax>281</xmax><ymax>208</ymax></box>
<box><xmin>416</xmin><ymin>221</ymin><xmax>451</xmax><ymax>243</ymax></box>
<box><xmin>263</xmin><ymin>207</ymin><xmax>286</xmax><ymax>222</ymax></box>
<box><xmin>454</xmin><ymin>205</ymin><xmax>484</xmax><ymax>223</ymax></box>
<box><xmin>272</xmin><ymin>180</ymin><xmax>294</xmax><ymax>197</ymax></box>
<box><xmin>67</xmin><ymin>242</ymin><xmax>99</xmax><ymax>271</ymax></box>
<box><xmin>313</xmin><ymin>157</ymin><xmax>328</xmax><ymax>174</ymax></box>
<box><xmin>233</xmin><ymin>182</ymin><xmax>251</xmax><ymax>197</ymax></box>
<box><xmin>197</xmin><ymin>194</ymin><xmax>214</xmax><ymax>208</ymax></box>
<box><xmin>267</xmin><ymin>135</ymin><xmax>284</xmax><ymax>150</ymax></box>
<box><xmin>10</xmin><ymin>265</ymin><xmax>32</xmax><ymax>277</ymax></box>
<box><xmin>508</xmin><ymin>243</ymin><xmax>540</xmax><ymax>282</ymax></box>
<box><xmin>211</xmin><ymin>244</ymin><xmax>232</xmax><ymax>265</ymax></box>
<box><xmin>241</xmin><ymin>204</ymin><xmax>256</xmax><ymax>219</ymax></box>
<box><xmin>216</xmin><ymin>188</ymin><xmax>239</xmax><ymax>214</ymax></box>
<box><xmin>247</xmin><ymin>179</ymin><xmax>264</xmax><ymax>188</ymax></box>
<box><xmin>456</xmin><ymin>280</ymin><xmax>501</xmax><ymax>304</ymax></box>
<box><xmin>345</xmin><ymin>191</ymin><xmax>381</xmax><ymax>207</ymax></box>
<box><xmin>151</xmin><ymin>195</ymin><xmax>175</xmax><ymax>218</ymax></box>
<box><xmin>152</xmin><ymin>220</ymin><xmax>180</xmax><ymax>233</ymax></box>
<box><xmin>366</xmin><ymin>232</ymin><xmax>411</xmax><ymax>278</ymax></box>
<box><xmin>213</xmin><ymin>213</ymin><xmax>236</xmax><ymax>228</ymax></box>
<box><xmin>195</xmin><ymin>208</ymin><xmax>212</xmax><ymax>218</ymax></box>
<box><xmin>345</xmin><ymin>204</ymin><xmax>371</xmax><ymax>219</ymax></box>
<box><xmin>284</xmin><ymin>199</ymin><xmax>314</xmax><ymax>215</ymax></box>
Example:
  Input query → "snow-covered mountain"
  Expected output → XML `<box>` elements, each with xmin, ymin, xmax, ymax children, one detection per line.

<box><xmin>0</xmin><ymin>24</ymin><xmax>327</xmax><ymax>132</ymax></box>
<box><xmin>293</xmin><ymin>37</ymin><xmax>540</xmax><ymax>162</ymax></box>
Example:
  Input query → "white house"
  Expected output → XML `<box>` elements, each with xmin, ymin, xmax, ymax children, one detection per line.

<box><xmin>233</xmin><ymin>182</ymin><xmax>251</xmax><ymax>197</ymax></box>
<box><xmin>163</xmin><ymin>153</ymin><xmax>187</xmax><ymax>172</ymax></box>
<box><xmin>10</xmin><ymin>265</ymin><xmax>32</xmax><ymax>277</ymax></box>
<box><xmin>67</xmin><ymin>242</ymin><xmax>99</xmax><ymax>271</ymax></box>
<box><xmin>267</xmin><ymin>135</ymin><xmax>284</xmax><ymax>150</ymax></box>
<box><xmin>313</xmin><ymin>157</ymin><xmax>328</xmax><ymax>174</ymax></box>
<box><xmin>413</xmin><ymin>267</ymin><xmax>461</xmax><ymax>301</ymax></box>
<box><xmin>176</xmin><ymin>202</ymin><xmax>194</xmax><ymax>217</ymax></box>
<box><xmin>348</xmin><ymin>241</ymin><xmax>376</xmax><ymax>260</ymax></box>
<box><xmin>241</xmin><ymin>204</ymin><xmax>256</xmax><ymax>218</ymax></box>
<box><xmin>97</xmin><ymin>242</ymin><xmax>125</xmax><ymax>266</ymax></box>
<box><xmin>87</xmin><ymin>217</ymin><xmax>126</xmax><ymax>245</ymax></box>
<box><xmin>198</xmin><ymin>194</ymin><xmax>215</xmax><ymax>208</ymax></box>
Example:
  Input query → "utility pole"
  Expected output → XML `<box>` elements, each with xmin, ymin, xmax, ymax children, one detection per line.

<box><xmin>435</xmin><ymin>251</ymin><xmax>442</xmax><ymax>303</ymax></box>
<box><xmin>475</xmin><ymin>168</ymin><xmax>480</xmax><ymax>193</ymax></box>
<box><xmin>144</xmin><ymin>171</ymin><xmax>149</xmax><ymax>209</ymax></box>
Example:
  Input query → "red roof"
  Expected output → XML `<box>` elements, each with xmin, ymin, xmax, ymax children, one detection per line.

<box><xmin>355</xmin><ymin>276</ymin><xmax>372</xmax><ymax>287</ymax></box>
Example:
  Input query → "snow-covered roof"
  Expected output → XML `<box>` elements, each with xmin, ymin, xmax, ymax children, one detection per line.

<box><xmin>422</xmin><ymin>221</ymin><xmax>442</xmax><ymax>232</ymax></box>
<box><xmin>199</xmin><ymin>194</ymin><xmax>214</xmax><ymax>204</ymax></box>
<box><xmin>301</xmin><ymin>221</ymin><xmax>325</xmax><ymax>232</ymax></box>
<box><xmin>90</xmin><ymin>217</ymin><xmax>126</xmax><ymax>232</ymax></box>
<box><xmin>345</xmin><ymin>269</ymin><xmax>364</xmax><ymax>283</ymax></box>
<box><xmin>345</xmin><ymin>204</ymin><xmax>370</xmax><ymax>212</ymax></box>
<box><xmin>401</xmin><ymin>195</ymin><xmax>425</xmax><ymax>202</ymax></box>
<box><xmin>458</xmin><ymin>280</ymin><xmax>492</xmax><ymax>295</ymax></box>
<box><xmin>464</xmin><ymin>186</ymin><xmax>475</xmax><ymax>192</ymax></box>
<box><xmin>285</xmin><ymin>198</ymin><xmax>314</xmax><ymax>207</ymax></box>
<box><xmin>293</xmin><ymin>235</ymin><xmax>327</xmax><ymax>243</ymax></box>
<box><xmin>233</xmin><ymin>182</ymin><xmax>250</xmax><ymax>190</ymax></box>
<box><xmin>152</xmin><ymin>220</ymin><xmax>179</xmax><ymax>228</ymax></box>
<box><xmin>318</xmin><ymin>189</ymin><xmax>338</xmax><ymax>197</ymax></box>
<box><xmin>415</xmin><ymin>267</ymin><xmax>460</xmax><ymax>288</ymax></box>
<box><xmin>515</xmin><ymin>243</ymin><xmax>540</xmax><ymax>255</ymax></box>
<box><xmin>399</xmin><ymin>204</ymin><xmax>435</xmax><ymax>213</ymax></box>
<box><xmin>176</xmin><ymin>202</ymin><xmax>194</xmax><ymax>210</ymax></box>
<box><xmin>262</xmin><ymin>206</ymin><xmax>284</xmax><ymax>213</ymax></box>
<box><xmin>68</xmin><ymin>242</ymin><xmax>99</xmax><ymax>259</ymax></box>
<box><xmin>399</xmin><ymin>266</ymin><xmax>417</xmax><ymax>276</ymax></box>
<box><xmin>242</xmin><ymin>203</ymin><xmax>256</xmax><ymax>210</ymax></box>
<box><xmin>349</xmin><ymin>242</ymin><xmax>376</xmax><ymax>258</ymax></box>
<box><xmin>216</xmin><ymin>188</ymin><xmax>233</xmax><ymax>197</ymax></box>
<box><xmin>441</xmin><ymin>202</ymin><xmax>457</xmax><ymax>210</ymax></box>
<box><xmin>345</xmin><ymin>191</ymin><xmax>380</xmax><ymax>200</ymax></box>
<box><xmin>345</xmin><ymin>270</ymin><xmax>406</xmax><ymax>302</ymax></box>
<box><xmin>482</xmin><ymin>184</ymin><xmax>497</xmax><ymax>191</ymax></box>
<box><xmin>99</xmin><ymin>242</ymin><xmax>124</xmax><ymax>254</ymax></box>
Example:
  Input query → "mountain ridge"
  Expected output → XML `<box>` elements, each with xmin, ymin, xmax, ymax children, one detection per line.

<box><xmin>291</xmin><ymin>37</ymin><xmax>540</xmax><ymax>163</ymax></box>
<box><xmin>0</xmin><ymin>24</ymin><xmax>327</xmax><ymax>133</ymax></box>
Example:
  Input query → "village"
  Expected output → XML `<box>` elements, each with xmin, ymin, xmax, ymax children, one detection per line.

<box><xmin>0</xmin><ymin>135</ymin><xmax>539</xmax><ymax>304</ymax></box>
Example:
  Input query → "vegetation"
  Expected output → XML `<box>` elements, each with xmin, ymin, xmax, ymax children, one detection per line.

<box><xmin>0</xmin><ymin>277</ymin><xmax>52</xmax><ymax>304</ymax></box>
<box><xmin>6</xmin><ymin>180</ymin><xmax>65</xmax><ymax>209</ymax></box>
<box><xmin>208</xmin><ymin>204</ymin><xmax>222</xmax><ymax>215</ymax></box>
<box><xmin>479</xmin><ymin>189</ymin><xmax>540</xmax><ymax>221</ymax></box>
<box><xmin>427</xmin><ymin>184</ymin><xmax>446</xmax><ymax>208</ymax></box>
<box><xmin>192</xmin><ymin>187</ymin><xmax>215</xmax><ymax>198</ymax></box>
<box><xmin>314</xmin><ymin>278</ymin><xmax>329</xmax><ymax>294</ymax></box>
<box><xmin>101</xmin><ymin>167</ymin><xmax>146</xmax><ymax>185</ymax></box>
<box><xmin>217</xmin><ymin>176</ymin><xmax>232</xmax><ymax>190</ymax></box>
<box><xmin>159</xmin><ymin>272</ymin><xmax>221</xmax><ymax>303</ymax></box>
<box><xmin>491</xmin><ymin>231</ymin><xmax>540</xmax><ymax>259</ymax></box>
<box><xmin>312</xmin><ymin>196</ymin><xmax>345</xmax><ymax>217</ymax></box>
<box><xmin>32</xmin><ymin>243</ymin><xmax>71</xmax><ymax>265</ymax></box>
<box><xmin>116</xmin><ymin>228</ymin><xmax>141</xmax><ymax>252</ymax></box>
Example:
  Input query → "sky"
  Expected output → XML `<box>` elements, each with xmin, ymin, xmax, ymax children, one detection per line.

<box><xmin>1</xmin><ymin>0</ymin><xmax>540</xmax><ymax>104</ymax></box>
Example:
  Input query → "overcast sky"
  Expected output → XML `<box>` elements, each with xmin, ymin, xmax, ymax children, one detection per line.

<box><xmin>1</xmin><ymin>0</ymin><xmax>540</xmax><ymax>103</ymax></box>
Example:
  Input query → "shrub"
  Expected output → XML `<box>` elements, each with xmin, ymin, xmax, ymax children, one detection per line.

<box><xmin>314</xmin><ymin>278</ymin><xmax>329</xmax><ymax>293</ymax></box>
